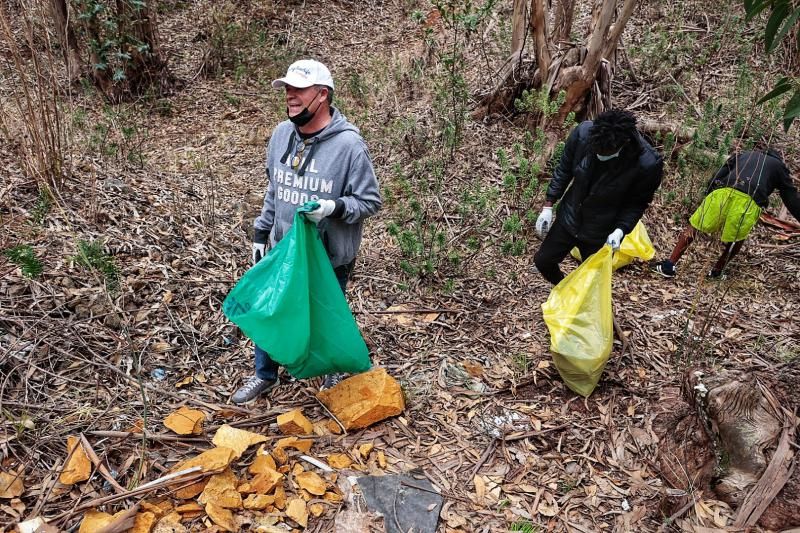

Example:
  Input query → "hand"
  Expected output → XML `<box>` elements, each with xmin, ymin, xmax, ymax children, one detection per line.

<box><xmin>252</xmin><ymin>242</ymin><xmax>267</xmax><ymax>264</ymax></box>
<box><xmin>606</xmin><ymin>228</ymin><xmax>624</xmax><ymax>251</ymax></box>
<box><xmin>305</xmin><ymin>199</ymin><xmax>336</xmax><ymax>223</ymax></box>
<box><xmin>535</xmin><ymin>207</ymin><xmax>553</xmax><ymax>237</ymax></box>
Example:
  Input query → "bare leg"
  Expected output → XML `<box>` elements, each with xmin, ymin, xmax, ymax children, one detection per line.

<box><xmin>669</xmin><ymin>226</ymin><xmax>697</xmax><ymax>265</ymax></box>
<box><xmin>711</xmin><ymin>240</ymin><xmax>744</xmax><ymax>274</ymax></box>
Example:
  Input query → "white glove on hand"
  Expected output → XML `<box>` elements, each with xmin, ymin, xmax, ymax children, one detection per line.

<box><xmin>606</xmin><ymin>228</ymin><xmax>624</xmax><ymax>251</ymax></box>
<box><xmin>252</xmin><ymin>242</ymin><xmax>267</xmax><ymax>264</ymax></box>
<box><xmin>535</xmin><ymin>207</ymin><xmax>553</xmax><ymax>238</ymax></box>
<box><xmin>305</xmin><ymin>199</ymin><xmax>336</xmax><ymax>223</ymax></box>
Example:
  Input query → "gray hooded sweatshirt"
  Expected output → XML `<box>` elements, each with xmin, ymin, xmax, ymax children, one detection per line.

<box><xmin>254</xmin><ymin>107</ymin><xmax>381</xmax><ymax>268</ymax></box>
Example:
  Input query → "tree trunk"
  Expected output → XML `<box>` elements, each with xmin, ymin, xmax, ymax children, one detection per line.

<box><xmin>49</xmin><ymin>0</ymin><xmax>81</xmax><ymax>82</ymax></box>
<box><xmin>654</xmin><ymin>365</ymin><xmax>800</xmax><ymax>530</ymax></box>
<box><xmin>474</xmin><ymin>0</ymin><xmax>638</xmax><ymax>124</ymax></box>
<box><xmin>529</xmin><ymin>0</ymin><xmax>551</xmax><ymax>83</ymax></box>
<box><xmin>120</xmin><ymin>2</ymin><xmax>171</xmax><ymax>98</ymax></box>
<box><xmin>57</xmin><ymin>0</ymin><xmax>173</xmax><ymax>102</ymax></box>
<box><xmin>511</xmin><ymin>0</ymin><xmax>527</xmax><ymax>54</ymax></box>
<box><xmin>551</xmin><ymin>0</ymin><xmax>576</xmax><ymax>45</ymax></box>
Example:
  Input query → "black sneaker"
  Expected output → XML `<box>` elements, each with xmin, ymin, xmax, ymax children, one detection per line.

<box><xmin>231</xmin><ymin>375</ymin><xmax>278</xmax><ymax>404</ymax></box>
<box><xmin>707</xmin><ymin>269</ymin><xmax>727</xmax><ymax>280</ymax></box>
<box><xmin>321</xmin><ymin>373</ymin><xmax>348</xmax><ymax>391</ymax></box>
<box><xmin>653</xmin><ymin>260</ymin><xmax>676</xmax><ymax>278</ymax></box>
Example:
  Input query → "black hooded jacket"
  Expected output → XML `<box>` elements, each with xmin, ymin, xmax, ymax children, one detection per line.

<box><xmin>705</xmin><ymin>150</ymin><xmax>800</xmax><ymax>220</ymax></box>
<box><xmin>546</xmin><ymin>121</ymin><xmax>663</xmax><ymax>244</ymax></box>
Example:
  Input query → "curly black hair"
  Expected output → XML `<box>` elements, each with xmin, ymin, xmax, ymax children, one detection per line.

<box><xmin>588</xmin><ymin>109</ymin><xmax>638</xmax><ymax>155</ymax></box>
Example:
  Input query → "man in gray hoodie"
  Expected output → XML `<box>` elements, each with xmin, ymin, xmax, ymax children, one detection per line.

<box><xmin>232</xmin><ymin>59</ymin><xmax>381</xmax><ymax>404</ymax></box>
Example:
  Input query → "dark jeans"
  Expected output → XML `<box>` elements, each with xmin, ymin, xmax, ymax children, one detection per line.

<box><xmin>533</xmin><ymin>220</ymin><xmax>603</xmax><ymax>285</ymax></box>
<box><xmin>254</xmin><ymin>260</ymin><xmax>354</xmax><ymax>380</ymax></box>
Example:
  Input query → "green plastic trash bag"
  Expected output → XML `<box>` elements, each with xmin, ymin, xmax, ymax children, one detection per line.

<box><xmin>223</xmin><ymin>206</ymin><xmax>370</xmax><ymax>379</ymax></box>
<box><xmin>570</xmin><ymin>221</ymin><xmax>655</xmax><ymax>270</ymax></box>
<box><xmin>542</xmin><ymin>245</ymin><xmax>613</xmax><ymax>397</ymax></box>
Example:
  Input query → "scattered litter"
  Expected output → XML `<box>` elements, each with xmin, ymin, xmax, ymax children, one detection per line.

<box><xmin>358</xmin><ymin>474</ymin><xmax>443</xmax><ymax>533</ymax></box>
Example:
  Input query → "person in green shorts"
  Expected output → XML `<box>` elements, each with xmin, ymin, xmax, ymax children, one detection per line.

<box><xmin>654</xmin><ymin>148</ymin><xmax>800</xmax><ymax>279</ymax></box>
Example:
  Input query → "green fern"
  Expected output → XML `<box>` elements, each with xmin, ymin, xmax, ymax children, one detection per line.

<box><xmin>74</xmin><ymin>239</ymin><xmax>120</xmax><ymax>292</ymax></box>
<box><xmin>4</xmin><ymin>245</ymin><xmax>43</xmax><ymax>278</ymax></box>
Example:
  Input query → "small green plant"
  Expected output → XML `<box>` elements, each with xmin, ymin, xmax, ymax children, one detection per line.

<box><xmin>31</xmin><ymin>188</ymin><xmax>52</xmax><ymax>226</ymax></box>
<box><xmin>223</xmin><ymin>92</ymin><xmax>242</xmax><ymax>107</ymax></box>
<box><xmin>510</xmin><ymin>520</ymin><xmax>538</xmax><ymax>533</ymax></box>
<box><xmin>346</xmin><ymin>72</ymin><xmax>369</xmax><ymax>105</ymax></box>
<box><xmin>153</xmin><ymin>98</ymin><xmax>173</xmax><ymax>117</ymax></box>
<box><xmin>74</xmin><ymin>239</ymin><xmax>120</xmax><ymax>292</ymax></box>
<box><xmin>501</xmin><ymin>213</ymin><xmax>525</xmax><ymax>256</ymax></box>
<box><xmin>3</xmin><ymin>245</ymin><xmax>43</xmax><ymax>278</ymax></box>
<box><xmin>427</xmin><ymin>0</ymin><xmax>498</xmax><ymax>155</ymax></box>
<box><xmin>511</xmin><ymin>352</ymin><xmax>530</xmax><ymax>376</ymax></box>
<box><xmin>442</xmin><ymin>278</ymin><xmax>456</xmax><ymax>294</ymax></box>
<box><xmin>514</xmin><ymin>88</ymin><xmax>565</xmax><ymax>118</ymax></box>
<box><xmin>557</xmin><ymin>477</ymin><xmax>577</xmax><ymax>493</ymax></box>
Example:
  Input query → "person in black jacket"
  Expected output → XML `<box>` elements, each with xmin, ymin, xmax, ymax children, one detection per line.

<box><xmin>654</xmin><ymin>148</ymin><xmax>800</xmax><ymax>279</ymax></box>
<box><xmin>533</xmin><ymin>110</ymin><xmax>663</xmax><ymax>284</ymax></box>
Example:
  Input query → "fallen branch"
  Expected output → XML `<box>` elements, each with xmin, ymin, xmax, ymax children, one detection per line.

<box><xmin>314</xmin><ymin>395</ymin><xmax>347</xmax><ymax>436</ymax></box>
<box><xmin>638</xmin><ymin>119</ymin><xmax>697</xmax><ymax>143</ymax></box>
<box><xmin>468</xmin><ymin>438</ymin><xmax>497</xmax><ymax>486</ymax></box>
<box><xmin>86</xmin><ymin>430</ymin><xmax>209</xmax><ymax>443</ymax></box>
<box><xmin>733</xmin><ymin>406</ymin><xmax>797</xmax><ymax>527</ymax></box>
<box><xmin>79</xmin><ymin>434</ymin><xmax>127</xmax><ymax>494</ymax></box>
<box><xmin>51</xmin><ymin>466</ymin><xmax>205</xmax><ymax>524</ymax></box>
<box><xmin>356</xmin><ymin>308</ymin><xmax>455</xmax><ymax>315</ymax></box>
<box><xmin>657</xmin><ymin>490</ymin><xmax>703</xmax><ymax>532</ymax></box>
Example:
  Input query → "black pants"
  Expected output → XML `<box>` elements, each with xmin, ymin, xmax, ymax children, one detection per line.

<box><xmin>533</xmin><ymin>221</ymin><xmax>603</xmax><ymax>285</ymax></box>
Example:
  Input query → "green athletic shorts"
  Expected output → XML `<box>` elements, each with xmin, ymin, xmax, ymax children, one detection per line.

<box><xmin>689</xmin><ymin>187</ymin><xmax>761</xmax><ymax>243</ymax></box>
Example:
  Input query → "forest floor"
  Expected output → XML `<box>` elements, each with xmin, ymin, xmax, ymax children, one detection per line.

<box><xmin>1</xmin><ymin>0</ymin><xmax>799</xmax><ymax>532</ymax></box>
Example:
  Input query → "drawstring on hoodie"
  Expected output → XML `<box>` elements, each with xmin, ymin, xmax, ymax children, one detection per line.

<box><xmin>279</xmin><ymin>131</ymin><xmax>296</xmax><ymax>166</ymax></box>
<box><xmin>297</xmin><ymin>141</ymin><xmax>319</xmax><ymax>177</ymax></box>
<box><xmin>281</xmin><ymin>132</ymin><xmax>320</xmax><ymax>177</ymax></box>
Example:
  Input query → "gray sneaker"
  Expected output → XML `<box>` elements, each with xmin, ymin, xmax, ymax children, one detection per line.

<box><xmin>321</xmin><ymin>373</ymin><xmax>347</xmax><ymax>391</ymax></box>
<box><xmin>231</xmin><ymin>375</ymin><xmax>277</xmax><ymax>404</ymax></box>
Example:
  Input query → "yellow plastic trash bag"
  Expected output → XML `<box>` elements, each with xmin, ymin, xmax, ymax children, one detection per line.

<box><xmin>570</xmin><ymin>221</ymin><xmax>655</xmax><ymax>270</ymax></box>
<box><xmin>542</xmin><ymin>245</ymin><xmax>613</xmax><ymax>397</ymax></box>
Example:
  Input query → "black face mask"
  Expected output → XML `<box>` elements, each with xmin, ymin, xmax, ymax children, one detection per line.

<box><xmin>287</xmin><ymin>89</ymin><xmax>323</xmax><ymax>127</ymax></box>
<box><xmin>288</xmin><ymin>106</ymin><xmax>315</xmax><ymax>126</ymax></box>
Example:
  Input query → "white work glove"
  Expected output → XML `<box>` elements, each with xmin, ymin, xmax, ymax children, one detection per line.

<box><xmin>252</xmin><ymin>242</ymin><xmax>267</xmax><ymax>264</ymax></box>
<box><xmin>606</xmin><ymin>228</ymin><xmax>624</xmax><ymax>251</ymax></box>
<box><xmin>535</xmin><ymin>207</ymin><xmax>553</xmax><ymax>238</ymax></box>
<box><xmin>305</xmin><ymin>199</ymin><xmax>336</xmax><ymax>223</ymax></box>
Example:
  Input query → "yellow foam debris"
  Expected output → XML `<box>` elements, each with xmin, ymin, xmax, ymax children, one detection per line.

<box><xmin>205</xmin><ymin>502</ymin><xmax>237</xmax><ymax>532</ymax></box>
<box><xmin>174</xmin><ymin>446</ymin><xmax>235</xmax><ymax>473</ymax></box>
<box><xmin>211</xmin><ymin>425</ymin><xmax>268</xmax><ymax>459</ymax></box>
<box><xmin>277</xmin><ymin>409</ymin><xmax>313</xmax><ymax>435</ymax></box>
<box><xmin>248</xmin><ymin>446</ymin><xmax>278</xmax><ymax>474</ymax></box>
<box><xmin>326</xmin><ymin>454</ymin><xmax>352</xmax><ymax>469</ymax></box>
<box><xmin>286</xmin><ymin>498</ymin><xmax>308</xmax><ymax>528</ymax></box>
<box><xmin>163</xmin><ymin>406</ymin><xmax>205</xmax><ymax>435</ymax></box>
<box><xmin>295</xmin><ymin>471</ymin><xmax>326</xmax><ymax>496</ymax></box>
<box><xmin>243</xmin><ymin>494</ymin><xmax>274</xmax><ymax>510</ymax></box>
<box><xmin>198</xmin><ymin>469</ymin><xmax>242</xmax><ymax>509</ymax></box>
<box><xmin>316</xmin><ymin>368</ymin><xmax>405</xmax><ymax>430</ymax></box>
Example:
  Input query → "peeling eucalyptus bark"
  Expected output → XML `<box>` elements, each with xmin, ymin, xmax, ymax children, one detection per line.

<box><xmin>654</xmin><ymin>366</ymin><xmax>799</xmax><ymax>529</ymax></box>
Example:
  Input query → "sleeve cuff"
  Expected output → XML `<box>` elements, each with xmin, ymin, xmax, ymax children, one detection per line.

<box><xmin>330</xmin><ymin>199</ymin><xmax>346</xmax><ymax>218</ymax></box>
<box><xmin>253</xmin><ymin>228</ymin><xmax>270</xmax><ymax>244</ymax></box>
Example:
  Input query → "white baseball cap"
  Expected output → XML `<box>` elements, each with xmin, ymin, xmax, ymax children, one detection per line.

<box><xmin>272</xmin><ymin>59</ymin><xmax>334</xmax><ymax>90</ymax></box>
